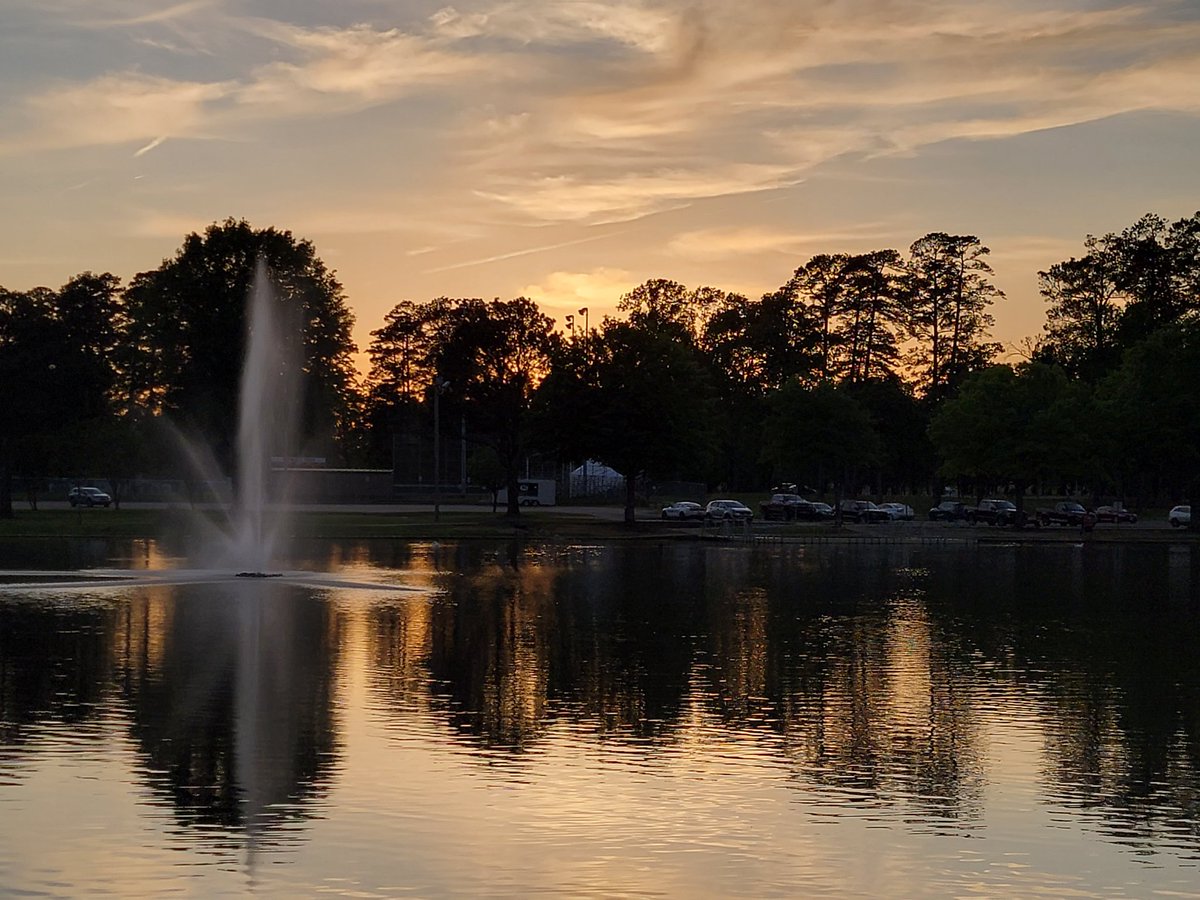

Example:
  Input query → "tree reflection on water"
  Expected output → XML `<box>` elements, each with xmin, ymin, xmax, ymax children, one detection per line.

<box><xmin>366</xmin><ymin>541</ymin><xmax>1200</xmax><ymax>847</ymax></box>
<box><xmin>2</xmin><ymin>540</ymin><xmax>1199</xmax><ymax>858</ymax></box>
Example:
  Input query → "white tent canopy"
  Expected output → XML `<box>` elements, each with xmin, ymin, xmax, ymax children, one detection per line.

<box><xmin>570</xmin><ymin>460</ymin><xmax>624</xmax><ymax>496</ymax></box>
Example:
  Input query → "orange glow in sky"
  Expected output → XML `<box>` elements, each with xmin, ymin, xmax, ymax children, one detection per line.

<box><xmin>4</xmin><ymin>1</ymin><xmax>1200</xmax><ymax>368</ymax></box>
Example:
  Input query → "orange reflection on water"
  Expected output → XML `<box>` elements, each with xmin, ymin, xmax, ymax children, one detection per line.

<box><xmin>113</xmin><ymin>586</ymin><xmax>175</xmax><ymax>677</ymax></box>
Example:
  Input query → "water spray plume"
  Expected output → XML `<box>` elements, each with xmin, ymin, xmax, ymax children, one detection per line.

<box><xmin>171</xmin><ymin>259</ymin><xmax>302</xmax><ymax>576</ymax></box>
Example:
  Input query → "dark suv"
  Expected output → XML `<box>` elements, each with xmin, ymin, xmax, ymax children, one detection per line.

<box><xmin>68</xmin><ymin>486</ymin><xmax>112</xmax><ymax>508</ymax></box>
<box><xmin>928</xmin><ymin>500</ymin><xmax>967</xmax><ymax>521</ymax></box>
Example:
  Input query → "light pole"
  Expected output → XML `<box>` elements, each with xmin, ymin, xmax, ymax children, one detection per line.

<box><xmin>460</xmin><ymin>413</ymin><xmax>467</xmax><ymax>496</ymax></box>
<box><xmin>578</xmin><ymin>307</ymin><xmax>589</xmax><ymax>339</ymax></box>
<box><xmin>433</xmin><ymin>376</ymin><xmax>449</xmax><ymax>522</ymax></box>
<box><xmin>565</xmin><ymin>314</ymin><xmax>574</xmax><ymax>339</ymax></box>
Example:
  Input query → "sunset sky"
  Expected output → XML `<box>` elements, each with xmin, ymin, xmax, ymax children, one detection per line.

<box><xmin>4</xmin><ymin>0</ymin><xmax>1200</xmax><ymax>368</ymax></box>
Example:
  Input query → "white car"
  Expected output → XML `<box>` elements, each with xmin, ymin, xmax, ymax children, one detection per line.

<box><xmin>704</xmin><ymin>499</ymin><xmax>754</xmax><ymax>521</ymax></box>
<box><xmin>1169</xmin><ymin>505</ymin><xmax>1191</xmax><ymax>527</ymax></box>
<box><xmin>662</xmin><ymin>501</ymin><xmax>704</xmax><ymax>521</ymax></box>
<box><xmin>878</xmin><ymin>502</ymin><xmax>914</xmax><ymax>521</ymax></box>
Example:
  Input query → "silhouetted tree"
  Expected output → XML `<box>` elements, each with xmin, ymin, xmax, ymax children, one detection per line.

<box><xmin>468</xmin><ymin>446</ymin><xmax>507</xmax><ymax>512</ymax></box>
<box><xmin>1097</xmin><ymin>321</ymin><xmax>1200</xmax><ymax>517</ymax></box>
<box><xmin>617</xmin><ymin>278</ymin><xmax>722</xmax><ymax>340</ymax></box>
<box><xmin>122</xmin><ymin>219</ymin><xmax>359</xmax><ymax>473</ymax></box>
<box><xmin>1038</xmin><ymin>211</ymin><xmax>1200</xmax><ymax>383</ymax></box>
<box><xmin>1039</xmin><ymin>242</ymin><xmax>1123</xmax><ymax>380</ymax></box>
<box><xmin>787</xmin><ymin>254</ymin><xmax>851</xmax><ymax>379</ymax></box>
<box><xmin>697</xmin><ymin>290</ymin><xmax>811</xmax><ymax>489</ymax></box>
<box><xmin>1112</xmin><ymin>213</ymin><xmax>1194</xmax><ymax>345</ymax></box>
<box><xmin>901</xmin><ymin>233</ymin><xmax>1003</xmax><ymax>400</ymax></box>
<box><xmin>702</xmin><ymin>288</ymin><xmax>819</xmax><ymax>393</ymax></box>
<box><xmin>367</xmin><ymin>299</ymin><xmax>447</xmax><ymax>403</ymax></box>
<box><xmin>0</xmin><ymin>276</ymin><xmax>123</xmax><ymax>516</ymax></box>
<box><xmin>762</xmin><ymin>380</ymin><xmax>880</xmax><ymax>505</ymax></box>
<box><xmin>550</xmin><ymin>315</ymin><xmax>714</xmax><ymax>523</ymax></box>
<box><xmin>363</xmin><ymin>298</ymin><xmax>451</xmax><ymax>466</ymax></box>
<box><xmin>929</xmin><ymin>363</ymin><xmax>1093</xmax><ymax>506</ymax></box>
<box><xmin>846</xmin><ymin>377</ymin><xmax>933</xmax><ymax>495</ymax></box>
<box><xmin>433</xmin><ymin>298</ymin><xmax>558</xmax><ymax>517</ymax></box>
<box><xmin>839</xmin><ymin>250</ymin><xmax>904</xmax><ymax>383</ymax></box>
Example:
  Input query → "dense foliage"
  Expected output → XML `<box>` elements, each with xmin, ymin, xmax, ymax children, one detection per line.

<box><xmin>3</xmin><ymin>211</ymin><xmax>1199</xmax><ymax>518</ymax></box>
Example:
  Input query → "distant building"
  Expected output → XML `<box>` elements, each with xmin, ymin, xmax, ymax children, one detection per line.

<box><xmin>570</xmin><ymin>461</ymin><xmax>623</xmax><ymax>497</ymax></box>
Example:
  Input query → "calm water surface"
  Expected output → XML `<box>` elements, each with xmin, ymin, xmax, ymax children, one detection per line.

<box><xmin>2</xmin><ymin>538</ymin><xmax>1199</xmax><ymax>898</ymax></box>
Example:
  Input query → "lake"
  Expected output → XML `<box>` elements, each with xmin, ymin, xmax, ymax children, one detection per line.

<box><xmin>2</xmin><ymin>537</ymin><xmax>1199</xmax><ymax>897</ymax></box>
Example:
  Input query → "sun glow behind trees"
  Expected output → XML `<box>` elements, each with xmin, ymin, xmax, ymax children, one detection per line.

<box><xmin>4</xmin><ymin>209</ymin><xmax>1200</xmax><ymax>518</ymax></box>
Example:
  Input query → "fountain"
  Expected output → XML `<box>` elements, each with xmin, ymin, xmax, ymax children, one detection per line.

<box><xmin>230</xmin><ymin>259</ymin><xmax>299</xmax><ymax>576</ymax></box>
<box><xmin>174</xmin><ymin>258</ymin><xmax>301</xmax><ymax>577</ymax></box>
<box><xmin>3</xmin><ymin>257</ymin><xmax>425</xmax><ymax>593</ymax></box>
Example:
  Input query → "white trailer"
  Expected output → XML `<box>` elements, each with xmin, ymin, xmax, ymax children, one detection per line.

<box><xmin>498</xmin><ymin>479</ymin><xmax>557</xmax><ymax>506</ymax></box>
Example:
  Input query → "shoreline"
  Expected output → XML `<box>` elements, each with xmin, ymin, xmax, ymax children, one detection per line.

<box><xmin>1</xmin><ymin>506</ymin><xmax>1196</xmax><ymax>545</ymax></box>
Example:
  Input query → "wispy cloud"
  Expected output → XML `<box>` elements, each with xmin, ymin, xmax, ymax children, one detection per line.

<box><xmin>80</xmin><ymin>0</ymin><xmax>217</xmax><ymax>28</ymax></box>
<box><xmin>475</xmin><ymin>165</ymin><xmax>802</xmax><ymax>224</ymax></box>
<box><xmin>428</xmin><ymin>2</ymin><xmax>676</xmax><ymax>52</ymax></box>
<box><xmin>11</xmin><ymin>73</ymin><xmax>231</xmax><ymax>153</ymax></box>
<box><xmin>233</xmin><ymin>20</ymin><xmax>488</xmax><ymax>113</ymax></box>
<box><xmin>133</xmin><ymin>135</ymin><xmax>167</xmax><ymax>157</ymax></box>
<box><xmin>451</xmin><ymin>0</ymin><xmax>1200</xmax><ymax>224</ymax></box>
<box><xmin>6</xmin><ymin>0</ymin><xmax>1200</xmax><ymax>237</ymax></box>
<box><xmin>424</xmin><ymin>231</ymin><xmax>620</xmax><ymax>273</ymax></box>
<box><xmin>3</xmin><ymin>14</ymin><xmax>492</xmax><ymax>154</ymax></box>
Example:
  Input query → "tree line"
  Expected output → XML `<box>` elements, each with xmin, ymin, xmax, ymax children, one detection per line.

<box><xmin>2</xmin><ymin>212</ymin><xmax>1198</xmax><ymax>519</ymax></box>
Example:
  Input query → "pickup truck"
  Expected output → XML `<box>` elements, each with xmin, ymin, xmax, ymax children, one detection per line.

<box><xmin>760</xmin><ymin>493</ymin><xmax>816</xmax><ymax>521</ymax></box>
<box><xmin>1036</xmin><ymin>501</ymin><xmax>1095</xmax><ymax>530</ymax></box>
<box><xmin>967</xmin><ymin>499</ymin><xmax>1022</xmax><ymax>526</ymax></box>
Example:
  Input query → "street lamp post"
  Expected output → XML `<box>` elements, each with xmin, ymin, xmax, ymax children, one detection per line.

<box><xmin>433</xmin><ymin>376</ymin><xmax>449</xmax><ymax>522</ymax></box>
<box><xmin>565</xmin><ymin>314</ymin><xmax>574</xmax><ymax>339</ymax></box>
<box><xmin>578</xmin><ymin>307</ymin><xmax>589</xmax><ymax>338</ymax></box>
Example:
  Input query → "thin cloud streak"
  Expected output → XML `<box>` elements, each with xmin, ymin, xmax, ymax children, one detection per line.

<box><xmin>423</xmin><ymin>231</ymin><xmax>623</xmax><ymax>274</ymax></box>
<box><xmin>668</xmin><ymin>224</ymin><xmax>898</xmax><ymax>260</ymax></box>
<box><xmin>83</xmin><ymin>0</ymin><xmax>216</xmax><ymax>28</ymax></box>
<box><xmin>133</xmin><ymin>136</ymin><xmax>167</xmax><ymax>157</ymax></box>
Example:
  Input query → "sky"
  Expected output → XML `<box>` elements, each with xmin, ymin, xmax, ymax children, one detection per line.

<box><xmin>3</xmin><ymin>0</ymin><xmax>1200</xmax><ymax>370</ymax></box>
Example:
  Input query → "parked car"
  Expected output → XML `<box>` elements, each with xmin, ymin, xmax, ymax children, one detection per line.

<box><xmin>878</xmin><ymin>502</ymin><xmax>914</xmax><ymax>521</ymax></box>
<box><xmin>1093</xmin><ymin>505</ymin><xmax>1137</xmax><ymax>524</ymax></box>
<box><xmin>68</xmin><ymin>486</ymin><xmax>112</xmax><ymax>508</ymax></box>
<box><xmin>1036</xmin><ymin>501</ymin><xmax>1092</xmax><ymax>528</ymax></box>
<box><xmin>839</xmin><ymin>500</ymin><xmax>892</xmax><ymax>523</ymax></box>
<box><xmin>811</xmin><ymin>502</ymin><xmax>835</xmax><ymax>520</ymax></box>
<box><xmin>662</xmin><ymin>501</ymin><xmax>704</xmax><ymax>521</ymax></box>
<box><xmin>705</xmin><ymin>499</ymin><xmax>754</xmax><ymax>522</ymax></box>
<box><xmin>760</xmin><ymin>493</ymin><xmax>816</xmax><ymax>521</ymax></box>
<box><xmin>928</xmin><ymin>500</ymin><xmax>968</xmax><ymax>521</ymax></box>
<box><xmin>967</xmin><ymin>499</ymin><xmax>1021</xmax><ymax>526</ymax></box>
<box><xmin>1169</xmin><ymin>505</ymin><xmax>1192</xmax><ymax>527</ymax></box>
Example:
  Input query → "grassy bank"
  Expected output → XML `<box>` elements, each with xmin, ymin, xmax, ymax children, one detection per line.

<box><xmin>1</xmin><ymin>506</ymin><xmax>1193</xmax><ymax>545</ymax></box>
<box><xmin>0</xmin><ymin>509</ymin><xmax>167</xmax><ymax>539</ymax></box>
